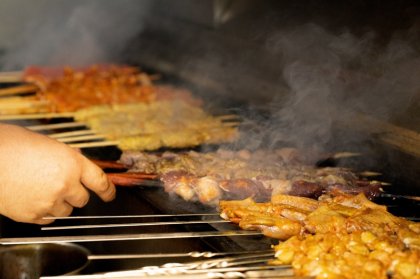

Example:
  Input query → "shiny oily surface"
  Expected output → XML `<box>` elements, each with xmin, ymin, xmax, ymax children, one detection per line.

<box><xmin>0</xmin><ymin>243</ymin><xmax>89</xmax><ymax>279</ymax></box>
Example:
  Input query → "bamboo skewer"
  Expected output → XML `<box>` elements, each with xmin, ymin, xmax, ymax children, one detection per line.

<box><xmin>49</xmin><ymin>129</ymin><xmax>96</xmax><ymax>139</ymax></box>
<box><xmin>359</xmin><ymin>171</ymin><xmax>382</xmax><ymax>177</ymax></box>
<box><xmin>27</xmin><ymin>122</ymin><xmax>86</xmax><ymax>131</ymax></box>
<box><xmin>332</xmin><ymin>152</ymin><xmax>362</xmax><ymax>159</ymax></box>
<box><xmin>57</xmin><ymin>134</ymin><xmax>107</xmax><ymax>143</ymax></box>
<box><xmin>216</xmin><ymin>114</ymin><xmax>241</xmax><ymax>122</ymax></box>
<box><xmin>0</xmin><ymin>112</ymin><xmax>74</xmax><ymax>120</ymax></box>
<box><xmin>0</xmin><ymin>71</ymin><xmax>23</xmax><ymax>83</ymax></box>
<box><xmin>0</xmin><ymin>84</ymin><xmax>38</xmax><ymax>96</ymax></box>
<box><xmin>0</xmin><ymin>100</ymin><xmax>49</xmax><ymax>109</ymax></box>
<box><xmin>222</xmin><ymin>121</ymin><xmax>241</xmax><ymax>127</ymax></box>
<box><xmin>69</xmin><ymin>141</ymin><xmax>119</xmax><ymax>148</ymax></box>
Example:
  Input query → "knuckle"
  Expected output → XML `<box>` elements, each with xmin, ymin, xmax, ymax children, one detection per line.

<box><xmin>74</xmin><ymin>194</ymin><xmax>90</xmax><ymax>208</ymax></box>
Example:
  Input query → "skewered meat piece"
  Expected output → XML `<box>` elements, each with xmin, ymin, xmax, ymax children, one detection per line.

<box><xmin>219</xmin><ymin>193</ymin><xmax>420</xmax><ymax>248</ymax></box>
<box><xmin>220</xmin><ymin>193</ymin><xmax>420</xmax><ymax>278</ymax></box>
<box><xmin>273</xmin><ymin>231</ymin><xmax>419</xmax><ymax>279</ymax></box>
<box><xmin>25</xmin><ymin>65</ymin><xmax>157</xmax><ymax>112</ymax></box>
<box><xmin>10</xmin><ymin>65</ymin><xmax>201</xmax><ymax>114</ymax></box>
<box><xmin>121</xmin><ymin>149</ymin><xmax>383</xmax><ymax>205</ymax></box>
<box><xmin>74</xmin><ymin>100</ymin><xmax>238</xmax><ymax>151</ymax></box>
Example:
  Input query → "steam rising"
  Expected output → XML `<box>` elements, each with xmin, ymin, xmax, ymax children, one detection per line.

<box><xmin>0</xmin><ymin>1</ymin><xmax>418</xmax><ymax>157</ymax></box>
<box><xmin>236</xmin><ymin>23</ymin><xmax>420</xmax><ymax>153</ymax></box>
<box><xmin>0</xmin><ymin>0</ymin><xmax>151</xmax><ymax>69</ymax></box>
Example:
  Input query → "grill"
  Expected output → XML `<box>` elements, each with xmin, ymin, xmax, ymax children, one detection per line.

<box><xmin>0</xmin><ymin>1</ymin><xmax>419</xmax><ymax>278</ymax></box>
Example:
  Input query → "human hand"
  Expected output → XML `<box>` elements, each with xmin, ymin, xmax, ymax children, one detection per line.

<box><xmin>0</xmin><ymin>124</ymin><xmax>115</xmax><ymax>224</ymax></box>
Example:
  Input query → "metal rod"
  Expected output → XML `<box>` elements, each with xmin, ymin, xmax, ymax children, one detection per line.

<box><xmin>43</xmin><ymin>213</ymin><xmax>220</xmax><ymax>220</ymax></box>
<box><xmin>87</xmin><ymin>250</ymin><xmax>273</xmax><ymax>260</ymax></box>
<box><xmin>42</xmin><ymin>220</ymin><xmax>230</xmax><ymax>231</ymax></box>
<box><xmin>185</xmin><ymin>252</ymin><xmax>275</xmax><ymax>270</ymax></box>
<box><xmin>41</xmin><ymin>267</ymin><xmax>301</xmax><ymax>279</ymax></box>
<box><xmin>0</xmin><ymin>230</ymin><xmax>263</xmax><ymax>245</ymax></box>
<box><xmin>92</xmin><ymin>265</ymin><xmax>293</xmax><ymax>278</ymax></box>
<box><xmin>380</xmin><ymin>193</ymin><xmax>420</xmax><ymax>202</ymax></box>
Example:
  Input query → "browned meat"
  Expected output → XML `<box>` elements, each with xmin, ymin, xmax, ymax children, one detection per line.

<box><xmin>220</xmin><ymin>193</ymin><xmax>420</xmax><ymax>278</ymax></box>
<box><xmin>121</xmin><ymin>149</ymin><xmax>384</xmax><ymax>205</ymax></box>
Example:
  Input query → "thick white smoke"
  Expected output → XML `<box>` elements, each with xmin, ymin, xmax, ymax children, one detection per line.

<box><xmin>0</xmin><ymin>0</ymin><xmax>151</xmax><ymax>69</ymax></box>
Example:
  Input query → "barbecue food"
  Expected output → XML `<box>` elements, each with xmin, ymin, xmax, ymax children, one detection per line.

<box><xmin>273</xmin><ymin>232</ymin><xmax>419</xmax><ymax>279</ymax></box>
<box><xmin>73</xmin><ymin>100</ymin><xmax>239</xmax><ymax>150</ymax></box>
<box><xmin>24</xmin><ymin>65</ymin><xmax>157</xmax><ymax>112</ymax></box>
<box><xmin>1</xmin><ymin>65</ymin><xmax>202</xmax><ymax>114</ymax></box>
<box><xmin>219</xmin><ymin>193</ymin><xmax>420</xmax><ymax>279</ymax></box>
<box><xmin>120</xmin><ymin>149</ymin><xmax>383</xmax><ymax>205</ymax></box>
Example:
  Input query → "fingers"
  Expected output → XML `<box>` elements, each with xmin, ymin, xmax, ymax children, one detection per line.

<box><xmin>35</xmin><ymin>200</ymin><xmax>74</xmax><ymax>225</ymax></box>
<box><xmin>63</xmin><ymin>182</ymin><xmax>90</xmax><ymax>208</ymax></box>
<box><xmin>48</xmin><ymin>200</ymin><xmax>73</xmax><ymax>217</ymax></box>
<box><xmin>79</xmin><ymin>156</ymin><xmax>116</xmax><ymax>202</ymax></box>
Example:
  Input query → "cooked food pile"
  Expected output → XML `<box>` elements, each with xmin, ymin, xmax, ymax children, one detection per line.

<box><xmin>219</xmin><ymin>193</ymin><xmax>420</xmax><ymax>279</ymax></box>
<box><xmin>119</xmin><ymin>148</ymin><xmax>383</xmax><ymax>205</ymax></box>
<box><xmin>74</xmin><ymin>100</ymin><xmax>239</xmax><ymax>150</ymax></box>
<box><xmin>24</xmin><ymin>65</ymin><xmax>157</xmax><ymax>112</ymax></box>
<box><xmin>1</xmin><ymin>65</ymin><xmax>202</xmax><ymax>114</ymax></box>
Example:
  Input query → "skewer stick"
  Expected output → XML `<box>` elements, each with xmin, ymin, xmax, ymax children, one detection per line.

<box><xmin>49</xmin><ymin>129</ymin><xmax>96</xmax><ymax>139</ymax></box>
<box><xmin>43</xmin><ymin>213</ymin><xmax>220</xmax><ymax>220</ymax></box>
<box><xmin>87</xmin><ymin>249</ymin><xmax>274</xmax><ymax>260</ymax></box>
<box><xmin>359</xmin><ymin>171</ymin><xmax>382</xmax><ymax>177</ymax></box>
<box><xmin>91</xmin><ymin>159</ymin><xmax>128</xmax><ymax>170</ymax></box>
<box><xmin>216</xmin><ymin>114</ymin><xmax>241</xmax><ymax>122</ymax></box>
<box><xmin>332</xmin><ymin>152</ymin><xmax>362</xmax><ymax>159</ymax></box>
<box><xmin>0</xmin><ymin>230</ymin><xmax>263</xmax><ymax>244</ymax></box>
<box><xmin>222</xmin><ymin>121</ymin><xmax>241</xmax><ymax>127</ymax></box>
<box><xmin>0</xmin><ymin>84</ymin><xmax>38</xmax><ymax>96</ymax></box>
<box><xmin>68</xmin><ymin>141</ymin><xmax>119</xmax><ymax>148</ymax></box>
<box><xmin>27</xmin><ymin>122</ymin><xmax>86</xmax><ymax>131</ymax></box>
<box><xmin>0</xmin><ymin>100</ymin><xmax>49</xmax><ymax>109</ymax></box>
<box><xmin>0</xmin><ymin>71</ymin><xmax>23</xmax><ymax>83</ymax></box>
<box><xmin>0</xmin><ymin>112</ymin><xmax>74</xmax><ymax>120</ymax></box>
<box><xmin>57</xmin><ymin>134</ymin><xmax>107</xmax><ymax>143</ymax></box>
<box><xmin>380</xmin><ymin>193</ymin><xmax>420</xmax><ymax>201</ymax></box>
<box><xmin>42</xmin><ymin>219</ymin><xmax>230</xmax><ymax>231</ymax></box>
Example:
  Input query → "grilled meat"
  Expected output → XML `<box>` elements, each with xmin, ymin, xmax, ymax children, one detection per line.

<box><xmin>25</xmin><ymin>65</ymin><xmax>156</xmax><ymax>112</ymax></box>
<box><xmin>273</xmin><ymin>231</ymin><xmax>419</xmax><ymax>279</ymax></box>
<box><xmin>74</xmin><ymin>100</ymin><xmax>238</xmax><ymax>151</ymax></box>
<box><xmin>220</xmin><ymin>193</ymin><xmax>420</xmax><ymax>279</ymax></box>
<box><xmin>120</xmin><ymin>149</ymin><xmax>383</xmax><ymax>205</ymax></box>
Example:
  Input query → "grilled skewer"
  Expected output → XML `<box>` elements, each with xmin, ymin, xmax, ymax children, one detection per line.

<box><xmin>0</xmin><ymin>84</ymin><xmax>38</xmax><ymax>96</ymax></box>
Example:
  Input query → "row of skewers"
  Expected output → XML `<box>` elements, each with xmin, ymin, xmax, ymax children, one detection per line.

<box><xmin>0</xmin><ymin>65</ymin><xmax>241</xmax><ymax>150</ymax></box>
<box><xmin>5</xmin><ymin>181</ymin><xmax>418</xmax><ymax>278</ymax></box>
<box><xmin>90</xmin><ymin>148</ymin><xmax>420</xmax><ymax>206</ymax></box>
<box><xmin>1</xmin><ymin>65</ymin><xmax>419</xmax><ymax>279</ymax></box>
<box><xmin>220</xmin><ymin>193</ymin><xmax>420</xmax><ymax>278</ymax></box>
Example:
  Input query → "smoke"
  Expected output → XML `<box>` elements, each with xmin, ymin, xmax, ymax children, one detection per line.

<box><xmin>235</xmin><ymin>23</ymin><xmax>420</xmax><ymax>153</ymax></box>
<box><xmin>0</xmin><ymin>0</ymin><xmax>151</xmax><ymax>69</ymax></box>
